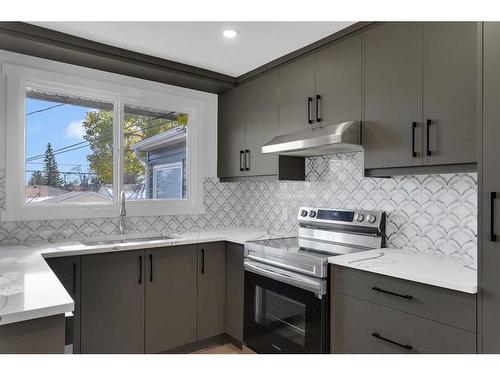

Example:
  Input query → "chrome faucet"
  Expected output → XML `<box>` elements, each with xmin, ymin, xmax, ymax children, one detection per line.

<box><xmin>118</xmin><ymin>191</ymin><xmax>126</xmax><ymax>236</ymax></box>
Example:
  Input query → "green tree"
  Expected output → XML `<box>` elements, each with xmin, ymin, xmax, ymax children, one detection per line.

<box><xmin>28</xmin><ymin>170</ymin><xmax>43</xmax><ymax>186</ymax></box>
<box><xmin>43</xmin><ymin>143</ymin><xmax>63</xmax><ymax>188</ymax></box>
<box><xmin>82</xmin><ymin>110</ymin><xmax>182</xmax><ymax>185</ymax></box>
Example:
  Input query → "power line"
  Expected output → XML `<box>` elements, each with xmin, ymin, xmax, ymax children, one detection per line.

<box><xmin>26</xmin><ymin>143</ymin><xmax>91</xmax><ymax>162</ymax></box>
<box><xmin>26</xmin><ymin>103</ymin><xmax>65</xmax><ymax>116</ymax></box>
<box><xmin>26</xmin><ymin>119</ymin><xmax>173</xmax><ymax>161</ymax></box>
<box><xmin>26</xmin><ymin>140</ymin><xmax>90</xmax><ymax>161</ymax></box>
<box><xmin>26</xmin><ymin>162</ymin><xmax>91</xmax><ymax>167</ymax></box>
<box><xmin>26</xmin><ymin>118</ymin><xmax>180</xmax><ymax>161</ymax></box>
<box><xmin>26</xmin><ymin>169</ymin><xmax>97</xmax><ymax>176</ymax></box>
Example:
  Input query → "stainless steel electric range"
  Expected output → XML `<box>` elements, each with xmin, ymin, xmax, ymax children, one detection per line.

<box><xmin>243</xmin><ymin>206</ymin><xmax>386</xmax><ymax>354</ymax></box>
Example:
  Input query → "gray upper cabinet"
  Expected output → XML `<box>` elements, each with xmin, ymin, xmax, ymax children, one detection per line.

<box><xmin>315</xmin><ymin>34</ymin><xmax>362</xmax><ymax>126</ymax></box>
<box><xmin>481</xmin><ymin>22</ymin><xmax>500</xmax><ymax>354</ymax></box>
<box><xmin>218</xmin><ymin>85</ymin><xmax>247</xmax><ymax>178</ymax></box>
<box><xmin>279</xmin><ymin>54</ymin><xmax>316</xmax><ymax>134</ymax></box>
<box><xmin>80</xmin><ymin>250</ymin><xmax>145</xmax><ymax>354</ymax></box>
<box><xmin>363</xmin><ymin>22</ymin><xmax>423</xmax><ymax>170</ymax></box>
<box><xmin>422</xmin><ymin>22</ymin><xmax>478</xmax><ymax>166</ymax></box>
<box><xmin>145</xmin><ymin>245</ymin><xmax>197</xmax><ymax>353</ymax></box>
<box><xmin>45</xmin><ymin>256</ymin><xmax>81</xmax><ymax>353</ymax></box>
<box><xmin>364</xmin><ymin>22</ymin><xmax>478</xmax><ymax>173</ymax></box>
<box><xmin>218</xmin><ymin>71</ymin><xmax>301</xmax><ymax>179</ymax></box>
<box><xmin>197</xmin><ymin>242</ymin><xmax>226</xmax><ymax>340</ymax></box>
<box><xmin>219</xmin><ymin>22</ymin><xmax>478</xmax><ymax>179</ymax></box>
<box><xmin>244</xmin><ymin>71</ymin><xmax>279</xmax><ymax>176</ymax></box>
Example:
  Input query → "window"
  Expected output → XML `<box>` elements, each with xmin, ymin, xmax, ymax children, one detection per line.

<box><xmin>153</xmin><ymin>162</ymin><xmax>184</xmax><ymax>199</ymax></box>
<box><xmin>24</xmin><ymin>89</ymin><xmax>114</xmax><ymax>205</ymax></box>
<box><xmin>2</xmin><ymin>60</ymin><xmax>211</xmax><ymax>221</ymax></box>
<box><xmin>123</xmin><ymin>104</ymin><xmax>187</xmax><ymax>201</ymax></box>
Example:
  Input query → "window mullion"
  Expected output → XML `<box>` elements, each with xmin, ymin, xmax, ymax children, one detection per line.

<box><xmin>115</xmin><ymin>98</ymin><xmax>124</xmax><ymax>208</ymax></box>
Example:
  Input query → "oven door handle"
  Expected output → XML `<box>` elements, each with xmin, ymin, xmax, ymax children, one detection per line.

<box><xmin>244</xmin><ymin>260</ymin><xmax>326</xmax><ymax>296</ymax></box>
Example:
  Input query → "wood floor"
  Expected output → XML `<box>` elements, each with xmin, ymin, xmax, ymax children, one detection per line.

<box><xmin>193</xmin><ymin>343</ymin><xmax>256</xmax><ymax>354</ymax></box>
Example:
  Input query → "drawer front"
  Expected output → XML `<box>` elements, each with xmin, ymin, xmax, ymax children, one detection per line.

<box><xmin>332</xmin><ymin>265</ymin><xmax>476</xmax><ymax>332</ymax></box>
<box><xmin>333</xmin><ymin>293</ymin><xmax>476</xmax><ymax>354</ymax></box>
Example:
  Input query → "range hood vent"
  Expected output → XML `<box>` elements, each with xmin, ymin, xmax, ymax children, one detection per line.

<box><xmin>261</xmin><ymin>121</ymin><xmax>362</xmax><ymax>157</ymax></box>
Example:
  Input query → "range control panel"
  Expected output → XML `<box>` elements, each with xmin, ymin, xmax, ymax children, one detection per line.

<box><xmin>297</xmin><ymin>206</ymin><xmax>384</xmax><ymax>228</ymax></box>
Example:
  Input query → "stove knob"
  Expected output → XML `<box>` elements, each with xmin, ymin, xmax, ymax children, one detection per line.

<box><xmin>366</xmin><ymin>214</ymin><xmax>377</xmax><ymax>223</ymax></box>
<box><xmin>301</xmin><ymin>210</ymin><xmax>308</xmax><ymax>217</ymax></box>
<box><xmin>309</xmin><ymin>210</ymin><xmax>317</xmax><ymax>218</ymax></box>
<box><xmin>355</xmin><ymin>213</ymin><xmax>365</xmax><ymax>222</ymax></box>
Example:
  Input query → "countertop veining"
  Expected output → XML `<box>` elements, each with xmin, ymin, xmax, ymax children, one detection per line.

<box><xmin>0</xmin><ymin>229</ymin><xmax>477</xmax><ymax>327</ymax></box>
<box><xmin>328</xmin><ymin>248</ymin><xmax>477</xmax><ymax>294</ymax></box>
<box><xmin>0</xmin><ymin>227</ymin><xmax>292</xmax><ymax>326</ymax></box>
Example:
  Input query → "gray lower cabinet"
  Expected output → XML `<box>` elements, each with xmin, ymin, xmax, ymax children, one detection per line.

<box><xmin>145</xmin><ymin>245</ymin><xmax>197</xmax><ymax>353</ymax></box>
<box><xmin>331</xmin><ymin>265</ymin><xmax>477</xmax><ymax>354</ymax></box>
<box><xmin>333</xmin><ymin>293</ymin><xmax>476</xmax><ymax>354</ymax></box>
<box><xmin>279</xmin><ymin>54</ymin><xmax>316</xmax><ymax>134</ymax></box>
<box><xmin>422</xmin><ymin>22</ymin><xmax>478</xmax><ymax>166</ymax></box>
<box><xmin>333</xmin><ymin>266</ymin><xmax>476</xmax><ymax>332</ymax></box>
<box><xmin>481</xmin><ymin>22</ymin><xmax>500</xmax><ymax>353</ymax></box>
<box><xmin>197</xmin><ymin>242</ymin><xmax>226</xmax><ymax>341</ymax></box>
<box><xmin>363</xmin><ymin>22</ymin><xmax>423</xmax><ymax>170</ymax></box>
<box><xmin>45</xmin><ymin>255</ymin><xmax>81</xmax><ymax>353</ymax></box>
<box><xmin>79</xmin><ymin>244</ymin><xmax>225</xmax><ymax>354</ymax></box>
<box><xmin>0</xmin><ymin>314</ymin><xmax>65</xmax><ymax>354</ymax></box>
<box><xmin>225</xmin><ymin>242</ymin><xmax>245</xmax><ymax>343</ymax></box>
<box><xmin>315</xmin><ymin>33</ymin><xmax>362</xmax><ymax>126</ymax></box>
<box><xmin>80</xmin><ymin>250</ymin><xmax>145</xmax><ymax>354</ymax></box>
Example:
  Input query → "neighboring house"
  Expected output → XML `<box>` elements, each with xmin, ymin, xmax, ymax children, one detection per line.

<box><xmin>25</xmin><ymin>185</ymin><xmax>67</xmax><ymax>202</ymax></box>
<box><xmin>132</xmin><ymin>126</ymin><xmax>187</xmax><ymax>200</ymax></box>
<box><xmin>26</xmin><ymin>185</ymin><xmax>113</xmax><ymax>203</ymax></box>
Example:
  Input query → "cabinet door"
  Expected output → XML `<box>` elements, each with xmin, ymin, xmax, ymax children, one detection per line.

<box><xmin>225</xmin><ymin>242</ymin><xmax>245</xmax><ymax>342</ymax></box>
<box><xmin>481</xmin><ymin>22</ymin><xmax>500</xmax><ymax>354</ymax></box>
<box><xmin>363</xmin><ymin>22</ymin><xmax>423</xmax><ymax>169</ymax></box>
<box><xmin>423</xmin><ymin>22</ymin><xmax>478</xmax><ymax>165</ymax></box>
<box><xmin>315</xmin><ymin>34</ymin><xmax>362</xmax><ymax>125</ymax></box>
<box><xmin>218</xmin><ymin>85</ymin><xmax>246</xmax><ymax>178</ymax></box>
<box><xmin>45</xmin><ymin>256</ymin><xmax>81</xmax><ymax>353</ymax></box>
<box><xmin>244</xmin><ymin>71</ymin><xmax>279</xmax><ymax>176</ymax></box>
<box><xmin>279</xmin><ymin>54</ymin><xmax>316</xmax><ymax>134</ymax></box>
<box><xmin>197</xmin><ymin>242</ymin><xmax>226</xmax><ymax>340</ymax></box>
<box><xmin>80</xmin><ymin>250</ymin><xmax>145</xmax><ymax>353</ymax></box>
<box><xmin>145</xmin><ymin>245</ymin><xmax>197</xmax><ymax>353</ymax></box>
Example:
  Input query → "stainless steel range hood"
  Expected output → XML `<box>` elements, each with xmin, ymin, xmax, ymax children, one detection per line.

<box><xmin>261</xmin><ymin>121</ymin><xmax>362</xmax><ymax>157</ymax></box>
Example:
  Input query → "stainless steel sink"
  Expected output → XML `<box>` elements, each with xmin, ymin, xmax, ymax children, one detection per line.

<box><xmin>83</xmin><ymin>235</ymin><xmax>174</xmax><ymax>246</ymax></box>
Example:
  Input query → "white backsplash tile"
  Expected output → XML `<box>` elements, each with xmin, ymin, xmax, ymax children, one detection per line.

<box><xmin>0</xmin><ymin>153</ymin><xmax>478</xmax><ymax>260</ymax></box>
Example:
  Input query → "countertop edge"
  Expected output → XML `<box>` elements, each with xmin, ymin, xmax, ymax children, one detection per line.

<box><xmin>329</xmin><ymin>259</ymin><xmax>478</xmax><ymax>295</ymax></box>
<box><xmin>0</xmin><ymin>301</ymin><xmax>75</xmax><ymax>326</ymax></box>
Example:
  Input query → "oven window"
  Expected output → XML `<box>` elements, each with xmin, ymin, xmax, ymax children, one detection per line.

<box><xmin>254</xmin><ymin>286</ymin><xmax>306</xmax><ymax>347</ymax></box>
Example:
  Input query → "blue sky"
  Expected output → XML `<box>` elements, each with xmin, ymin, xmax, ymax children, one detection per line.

<box><xmin>25</xmin><ymin>98</ymin><xmax>102</xmax><ymax>179</ymax></box>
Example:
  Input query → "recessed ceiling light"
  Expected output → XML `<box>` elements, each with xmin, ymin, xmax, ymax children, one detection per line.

<box><xmin>223</xmin><ymin>29</ymin><xmax>239</xmax><ymax>39</ymax></box>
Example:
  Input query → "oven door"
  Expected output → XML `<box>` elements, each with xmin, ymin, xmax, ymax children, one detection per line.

<box><xmin>243</xmin><ymin>260</ymin><xmax>329</xmax><ymax>354</ymax></box>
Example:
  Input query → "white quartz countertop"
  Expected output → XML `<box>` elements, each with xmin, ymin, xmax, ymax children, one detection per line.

<box><xmin>0</xmin><ymin>227</ymin><xmax>291</xmax><ymax>326</ymax></box>
<box><xmin>328</xmin><ymin>248</ymin><xmax>477</xmax><ymax>294</ymax></box>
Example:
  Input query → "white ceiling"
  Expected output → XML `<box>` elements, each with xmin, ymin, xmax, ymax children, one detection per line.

<box><xmin>30</xmin><ymin>22</ymin><xmax>355</xmax><ymax>77</ymax></box>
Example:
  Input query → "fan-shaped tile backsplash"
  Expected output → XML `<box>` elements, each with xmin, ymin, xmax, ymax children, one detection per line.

<box><xmin>0</xmin><ymin>154</ymin><xmax>477</xmax><ymax>260</ymax></box>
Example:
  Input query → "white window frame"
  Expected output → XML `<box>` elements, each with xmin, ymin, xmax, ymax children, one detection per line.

<box><xmin>152</xmin><ymin>161</ymin><xmax>184</xmax><ymax>200</ymax></box>
<box><xmin>1</xmin><ymin>62</ymin><xmax>206</xmax><ymax>221</ymax></box>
